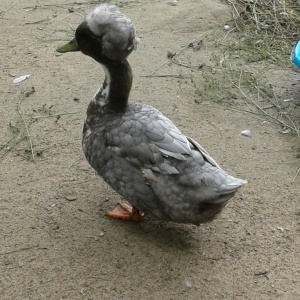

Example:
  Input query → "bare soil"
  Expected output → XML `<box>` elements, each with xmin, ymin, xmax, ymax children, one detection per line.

<box><xmin>1</xmin><ymin>0</ymin><xmax>300</xmax><ymax>299</ymax></box>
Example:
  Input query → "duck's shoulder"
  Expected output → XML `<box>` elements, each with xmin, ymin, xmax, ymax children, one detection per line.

<box><xmin>106</xmin><ymin>103</ymin><xmax>173</xmax><ymax>135</ymax></box>
<box><xmin>121</xmin><ymin>103</ymin><xmax>192</xmax><ymax>155</ymax></box>
<box><xmin>124</xmin><ymin>103</ymin><xmax>162</xmax><ymax>119</ymax></box>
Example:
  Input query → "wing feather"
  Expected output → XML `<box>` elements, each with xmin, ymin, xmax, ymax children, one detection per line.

<box><xmin>106</xmin><ymin>105</ymin><xmax>193</xmax><ymax>175</ymax></box>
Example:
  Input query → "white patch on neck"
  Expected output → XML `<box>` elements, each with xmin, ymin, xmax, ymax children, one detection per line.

<box><xmin>92</xmin><ymin>64</ymin><xmax>111</xmax><ymax>107</ymax></box>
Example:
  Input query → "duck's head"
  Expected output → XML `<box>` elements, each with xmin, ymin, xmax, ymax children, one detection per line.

<box><xmin>57</xmin><ymin>4</ymin><xmax>138</xmax><ymax>62</ymax></box>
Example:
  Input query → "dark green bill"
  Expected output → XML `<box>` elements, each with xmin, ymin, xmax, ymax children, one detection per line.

<box><xmin>56</xmin><ymin>38</ymin><xmax>79</xmax><ymax>53</ymax></box>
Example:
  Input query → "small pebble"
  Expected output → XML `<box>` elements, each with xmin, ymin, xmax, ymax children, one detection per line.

<box><xmin>25</xmin><ymin>87</ymin><xmax>35</xmax><ymax>97</ymax></box>
<box><xmin>65</xmin><ymin>195</ymin><xmax>77</xmax><ymax>201</ymax></box>
<box><xmin>167</xmin><ymin>0</ymin><xmax>178</xmax><ymax>6</ymax></box>
<box><xmin>241</xmin><ymin>129</ymin><xmax>252</xmax><ymax>137</ymax></box>
<box><xmin>276</xmin><ymin>226</ymin><xmax>284</xmax><ymax>232</ymax></box>
<box><xmin>167</xmin><ymin>51</ymin><xmax>176</xmax><ymax>58</ymax></box>
<box><xmin>184</xmin><ymin>278</ymin><xmax>192</xmax><ymax>288</ymax></box>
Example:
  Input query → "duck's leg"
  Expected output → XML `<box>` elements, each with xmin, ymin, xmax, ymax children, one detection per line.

<box><xmin>106</xmin><ymin>202</ymin><xmax>144</xmax><ymax>222</ymax></box>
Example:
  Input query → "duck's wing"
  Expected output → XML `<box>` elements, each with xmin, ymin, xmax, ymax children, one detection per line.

<box><xmin>106</xmin><ymin>106</ymin><xmax>193</xmax><ymax>175</ymax></box>
<box><xmin>107</xmin><ymin>105</ymin><xmax>246</xmax><ymax>193</ymax></box>
<box><xmin>145</xmin><ymin>113</ymin><xmax>192</xmax><ymax>160</ymax></box>
<box><xmin>186</xmin><ymin>136</ymin><xmax>222</xmax><ymax>170</ymax></box>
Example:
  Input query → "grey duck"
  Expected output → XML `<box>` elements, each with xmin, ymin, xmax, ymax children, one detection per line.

<box><xmin>57</xmin><ymin>4</ymin><xmax>247</xmax><ymax>225</ymax></box>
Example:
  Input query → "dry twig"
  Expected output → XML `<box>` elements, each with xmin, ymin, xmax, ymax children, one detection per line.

<box><xmin>0</xmin><ymin>1</ymin><xmax>20</xmax><ymax>19</ymax></box>
<box><xmin>150</xmin><ymin>32</ymin><xmax>207</xmax><ymax>75</ymax></box>
<box><xmin>32</xmin><ymin>111</ymin><xmax>77</xmax><ymax>119</ymax></box>
<box><xmin>0</xmin><ymin>245</ymin><xmax>43</xmax><ymax>256</ymax></box>
<box><xmin>233</xmin><ymin>68</ymin><xmax>300</xmax><ymax>135</ymax></box>
<box><xmin>17</xmin><ymin>97</ymin><xmax>34</xmax><ymax>160</ymax></box>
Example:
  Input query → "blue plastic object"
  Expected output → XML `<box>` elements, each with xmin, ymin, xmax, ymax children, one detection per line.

<box><xmin>291</xmin><ymin>41</ymin><xmax>300</xmax><ymax>68</ymax></box>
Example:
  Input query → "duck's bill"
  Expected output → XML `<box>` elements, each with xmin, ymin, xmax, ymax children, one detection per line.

<box><xmin>56</xmin><ymin>38</ymin><xmax>79</xmax><ymax>53</ymax></box>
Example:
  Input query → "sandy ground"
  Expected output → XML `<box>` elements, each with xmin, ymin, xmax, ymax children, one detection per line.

<box><xmin>1</xmin><ymin>0</ymin><xmax>300</xmax><ymax>299</ymax></box>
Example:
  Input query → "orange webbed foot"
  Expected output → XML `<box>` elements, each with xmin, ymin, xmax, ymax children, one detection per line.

<box><xmin>106</xmin><ymin>202</ymin><xmax>144</xmax><ymax>222</ymax></box>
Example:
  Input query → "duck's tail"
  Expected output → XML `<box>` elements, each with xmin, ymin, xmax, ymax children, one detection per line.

<box><xmin>213</xmin><ymin>175</ymin><xmax>247</xmax><ymax>204</ymax></box>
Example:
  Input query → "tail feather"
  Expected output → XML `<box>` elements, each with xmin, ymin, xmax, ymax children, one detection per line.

<box><xmin>213</xmin><ymin>177</ymin><xmax>247</xmax><ymax>203</ymax></box>
<box><xmin>221</xmin><ymin>175</ymin><xmax>247</xmax><ymax>193</ymax></box>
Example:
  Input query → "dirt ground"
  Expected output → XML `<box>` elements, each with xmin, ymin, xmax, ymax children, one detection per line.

<box><xmin>1</xmin><ymin>0</ymin><xmax>300</xmax><ymax>299</ymax></box>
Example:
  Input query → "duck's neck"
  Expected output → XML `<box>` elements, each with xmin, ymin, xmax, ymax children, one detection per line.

<box><xmin>91</xmin><ymin>59</ymin><xmax>132</xmax><ymax>114</ymax></box>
